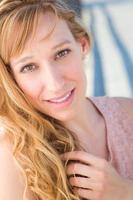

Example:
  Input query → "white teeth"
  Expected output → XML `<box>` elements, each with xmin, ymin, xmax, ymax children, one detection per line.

<box><xmin>49</xmin><ymin>91</ymin><xmax>71</xmax><ymax>103</ymax></box>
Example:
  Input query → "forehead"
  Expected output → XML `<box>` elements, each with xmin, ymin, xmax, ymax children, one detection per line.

<box><xmin>10</xmin><ymin>12</ymin><xmax>75</xmax><ymax>64</ymax></box>
<box><xmin>23</xmin><ymin>12</ymin><xmax>74</xmax><ymax>50</ymax></box>
<box><xmin>9</xmin><ymin>12</ymin><xmax>75</xmax><ymax>67</ymax></box>
<box><xmin>32</xmin><ymin>12</ymin><xmax>72</xmax><ymax>42</ymax></box>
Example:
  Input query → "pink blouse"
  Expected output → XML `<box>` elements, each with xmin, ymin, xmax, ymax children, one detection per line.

<box><xmin>90</xmin><ymin>97</ymin><xmax>133</xmax><ymax>180</ymax></box>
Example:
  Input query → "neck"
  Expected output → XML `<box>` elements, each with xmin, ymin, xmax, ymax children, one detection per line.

<box><xmin>62</xmin><ymin>98</ymin><xmax>107</xmax><ymax>159</ymax></box>
<box><xmin>63</xmin><ymin>98</ymin><xmax>101</xmax><ymax>139</ymax></box>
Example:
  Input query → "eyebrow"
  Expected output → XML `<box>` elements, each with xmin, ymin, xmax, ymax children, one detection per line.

<box><xmin>13</xmin><ymin>40</ymin><xmax>72</xmax><ymax>66</ymax></box>
<box><xmin>13</xmin><ymin>56</ymin><xmax>34</xmax><ymax>66</ymax></box>
<box><xmin>51</xmin><ymin>40</ymin><xmax>72</xmax><ymax>50</ymax></box>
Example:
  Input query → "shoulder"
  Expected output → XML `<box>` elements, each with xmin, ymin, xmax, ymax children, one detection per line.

<box><xmin>91</xmin><ymin>96</ymin><xmax>133</xmax><ymax>110</ymax></box>
<box><xmin>0</xmin><ymin>130</ymin><xmax>36</xmax><ymax>200</ymax></box>
<box><xmin>113</xmin><ymin>97</ymin><xmax>133</xmax><ymax>121</ymax></box>
<box><xmin>0</xmin><ymin>132</ymin><xmax>25</xmax><ymax>200</ymax></box>
<box><xmin>90</xmin><ymin>96</ymin><xmax>133</xmax><ymax>120</ymax></box>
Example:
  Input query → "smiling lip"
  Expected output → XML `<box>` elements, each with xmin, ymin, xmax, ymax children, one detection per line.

<box><xmin>45</xmin><ymin>88</ymin><xmax>75</xmax><ymax>108</ymax></box>
<box><xmin>47</xmin><ymin>89</ymin><xmax>74</xmax><ymax>103</ymax></box>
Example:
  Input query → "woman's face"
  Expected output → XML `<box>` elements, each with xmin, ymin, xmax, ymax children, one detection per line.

<box><xmin>10</xmin><ymin>12</ymin><xmax>89</xmax><ymax>122</ymax></box>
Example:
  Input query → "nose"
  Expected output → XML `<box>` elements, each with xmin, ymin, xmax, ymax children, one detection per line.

<box><xmin>40</xmin><ymin>62</ymin><xmax>65</xmax><ymax>93</ymax></box>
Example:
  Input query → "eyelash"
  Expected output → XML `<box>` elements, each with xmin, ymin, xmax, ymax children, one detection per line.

<box><xmin>20</xmin><ymin>64</ymin><xmax>36</xmax><ymax>73</ymax></box>
<box><xmin>55</xmin><ymin>48</ymin><xmax>71</xmax><ymax>60</ymax></box>
<box><xmin>20</xmin><ymin>48</ymin><xmax>71</xmax><ymax>73</ymax></box>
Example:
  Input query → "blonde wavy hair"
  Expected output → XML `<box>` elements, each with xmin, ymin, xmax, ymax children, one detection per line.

<box><xmin>0</xmin><ymin>0</ymin><xmax>90</xmax><ymax>200</ymax></box>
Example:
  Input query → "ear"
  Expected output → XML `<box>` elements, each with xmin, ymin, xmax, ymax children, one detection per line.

<box><xmin>79</xmin><ymin>36</ymin><xmax>90</xmax><ymax>59</ymax></box>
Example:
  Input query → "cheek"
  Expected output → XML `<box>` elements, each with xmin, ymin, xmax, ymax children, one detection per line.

<box><xmin>67</xmin><ymin>58</ymin><xmax>86</xmax><ymax>81</ymax></box>
<box><xmin>16</xmin><ymin>77</ymin><xmax>41</xmax><ymax>99</ymax></box>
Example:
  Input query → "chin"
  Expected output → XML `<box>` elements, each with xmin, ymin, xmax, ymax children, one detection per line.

<box><xmin>50</xmin><ymin>111</ymin><xmax>75</xmax><ymax>123</ymax></box>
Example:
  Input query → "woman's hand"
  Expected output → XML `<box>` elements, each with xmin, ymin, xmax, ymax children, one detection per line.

<box><xmin>61</xmin><ymin>151</ymin><xmax>133</xmax><ymax>200</ymax></box>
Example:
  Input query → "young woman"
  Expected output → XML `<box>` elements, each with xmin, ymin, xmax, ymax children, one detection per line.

<box><xmin>0</xmin><ymin>0</ymin><xmax>133</xmax><ymax>200</ymax></box>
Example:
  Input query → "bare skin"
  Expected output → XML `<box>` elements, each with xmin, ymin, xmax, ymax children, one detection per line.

<box><xmin>0</xmin><ymin>132</ymin><xmax>36</xmax><ymax>200</ymax></box>
<box><xmin>61</xmin><ymin>98</ymin><xmax>133</xmax><ymax>200</ymax></box>
<box><xmin>1</xmin><ymin>11</ymin><xmax>133</xmax><ymax>200</ymax></box>
<box><xmin>61</xmin><ymin>150</ymin><xmax>133</xmax><ymax>200</ymax></box>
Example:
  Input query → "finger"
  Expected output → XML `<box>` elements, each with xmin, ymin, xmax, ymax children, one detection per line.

<box><xmin>66</xmin><ymin>162</ymin><xmax>100</xmax><ymax>180</ymax></box>
<box><xmin>69</xmin><ymin>176</ymin><xmax>105</xmax><ymax>193</ymax></box>
<box><xmin>69</xmin><ymin>176</ymin><xmax>98</xmax><ymax>189</ymax></box>
<box><xmin>73</xmin><ymin>187</ymin><xmax>94</xmax><ymax>200</ymax></box>
<box><xmin>61</xmin><ymin>151</ymin><xmax>108</xmax><ymax>169</ymax></box>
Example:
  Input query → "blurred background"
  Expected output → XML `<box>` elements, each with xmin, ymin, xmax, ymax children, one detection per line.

<box><xmin>65</xmin><ymin>0</ymin><xmax>133</xmax><ymax>97</ymax></box>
